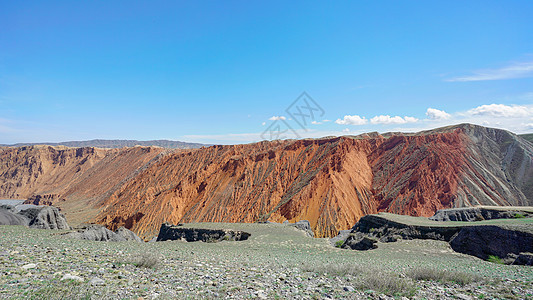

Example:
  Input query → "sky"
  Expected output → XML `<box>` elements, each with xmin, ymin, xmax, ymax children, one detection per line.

<box><xmin>1</xmin><ymin>1</ymin><xmax>533</xmax><ymax>144</ymax></box>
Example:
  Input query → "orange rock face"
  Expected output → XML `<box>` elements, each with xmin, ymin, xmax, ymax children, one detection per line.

<box><xmin>0</xmin><ymin>145</ymin><xmax>164</xmax><ymax>224</ymax></box>
<box><xmin>1</xmin><ymin>124</ymin><xmax>532</xmax><ymax>239</ymax></box>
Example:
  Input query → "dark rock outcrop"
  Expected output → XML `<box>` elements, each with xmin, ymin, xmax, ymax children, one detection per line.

<box><xmin>430</xmin><ymin>207</ymin><xmax>532</xmax><ymax>222</ymax></box>
<box><xmin>24</xmin><ymin>194</ymin><xmax>64</xmax><ymax>207</ymax></box>
<box><xmin>347</xmin><ymin>212</ymin><xmax>533</xmax><ymax>265</ymax></box>
<box><xmin>514</xmin><ymin>253</ymin><xmax>533</xmax><ymax>266</ymax></box>
<box><xmin>156</xmin><ymin>223</ymin><xmax>251</xmax><ymax>242</ymax></box>
<box><xmin>66</xmin><ymin>225</ymin><xmax>142</xmax><ymax>242</ymax></box>
<box><xmin>352</xmin><ymin>214</ymin><xmax>461</xmax><ymax>242</ymax></box>
<box><xmin>342</xmin><ymin>232</ymin><xmax>377</xmax><ymax>250</ymax></box>
<box><xmin>449</xmin><ymin>225</ymin><xmax>533</xmax><ymax>262</ymax></box>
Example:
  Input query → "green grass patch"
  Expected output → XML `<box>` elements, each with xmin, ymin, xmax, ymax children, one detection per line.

<box><xmin>487</xmin><ymin>255</ymin><xmax>505</xmax><ymax>265</ymax></box>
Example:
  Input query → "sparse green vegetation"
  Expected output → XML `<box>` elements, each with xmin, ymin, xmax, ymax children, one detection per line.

<box><xmin>335</xmin><ymin>240</ymin><xmax>344</xmax><ymax>248</ymax></box>
<box><xmin>487</xmin><ymin>255</ymin><xmax>505</xmax><ymax>264</ymax></box>
<box><xmin>0</xmin><ymin>223</ymin><xmax>532</xmax><ymax>299</ymax></box>
<box><xmin>514</xmin><ymin>213</ymin><xmax>525</xmax><ymax>219</ymax></box>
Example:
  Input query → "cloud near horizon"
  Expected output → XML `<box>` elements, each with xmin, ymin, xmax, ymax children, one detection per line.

<box><xmin>268</xmin><ymin>116</ymin><xmax>286</xmax><ymax>121</ymax></box>
<box><xmin>446</xmin><ymin>61</ymin><xmax>533</xmax><ymax>82</ymax></box>
<box><xmin>370</xmin><ymin>115</ymin><xmax>418</xmax><ymax>125</ymax></box>
<box><xmin>466</xmin><ymin>104</ymin><xmax>532</xmax><ymax>118</ymax></box>
<box><xmin>426</xmin><ymin>108</ymin><xmax>451</xmax><ymax>120</ymax></box>
<box><xmin>335</xmin><ymin>115</ymin><xmax>368</xmax><ymax>125</ymax></box>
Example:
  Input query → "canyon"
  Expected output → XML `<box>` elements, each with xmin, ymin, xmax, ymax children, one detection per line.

<box><xmin>0</xmin><ymin>124</ymin><xmax>532</xmax><ymax>239</ymax></box>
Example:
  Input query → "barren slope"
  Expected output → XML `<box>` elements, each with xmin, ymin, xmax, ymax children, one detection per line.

<box><xmin>1</xmin><ymin>124</ymin><xmax>532</xmax><ymax>238</ymax></box>
<box><xmin>0</xmin><ymin>145</ymin><xmax>164</xmax><ymax>224</ymax></box>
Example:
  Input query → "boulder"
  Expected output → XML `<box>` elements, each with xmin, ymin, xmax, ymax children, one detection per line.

<box><xmin>342</xmin><ymin>232</ymin><xmax>377</xmax><ymax>250</ymax></box>
<box><xmin>115</xmin><ymin>226</ymin><xmax>143</xmax><ymax>242</ymax></box>
<box><xmin>156</xmin><ymin>223</ymin><xmax>251</xmax><ymax>242</ymax></box>
<box><xmin>17</xmin><ymin>206</ymin><xmax>70</xmax><ymax>229</ymax></box>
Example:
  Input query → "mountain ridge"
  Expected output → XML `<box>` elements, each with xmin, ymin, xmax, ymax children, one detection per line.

<box><xmin>0</xmin><ymin>139</ymin><xmax>207</xmax><ymax>149</ymax></box>
<box><xmin>1</xmin><ymin>123</ymin><xmax>532</xmax><ymax>239</ymax></box>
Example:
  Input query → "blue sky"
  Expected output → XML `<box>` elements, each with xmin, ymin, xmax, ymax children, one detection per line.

<box><xmin>1</xmin><ymin>1</ymin><xmax>533</xmax><ymax>144</ymax></box>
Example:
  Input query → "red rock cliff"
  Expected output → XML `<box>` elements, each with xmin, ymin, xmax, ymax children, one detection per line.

<box><xmin>1</xmin><ymin>124</ymin><xmax>532</xmax><ymax>238</ymax></box>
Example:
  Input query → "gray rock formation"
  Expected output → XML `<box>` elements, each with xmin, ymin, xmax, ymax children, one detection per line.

<box><xmin>0</xmin><ymin>204</ymin><xmax>69</xmax><ymax>229</ymax></box>
<box><xmin>156</xmin><ymin>223</ymin><xmax>251</xmax><ymax>242</ymax></box>
<box><xmin>260</xmin><ymin>220</ymin><xmax>314</xmax><ymax>237</ymax></box>
<box><xmin>329</xmin><ymin>229</ymin><xmax>351</xmax><ymax>247</ymax></box>
<box><xmin>342</xmin><ymin>232</ymin><xmax>377</xmax><ymax>250</ymax></box>
<box><xmin>115</xmin><ymin>227</ymin><xmax>143</xmax><ymax>242</ymax></box>
<box><xmin>66</xmin><ymin>224</ymin><xmax>143</xmax><ymax>242</ymax></box>
<box><xmin>430</xmin><ymin>207</ymin><xmax>532</xmax><ymax>222</ymax></box>
<box><xmin>0</xmin><ymin>205</ymin><xmax>28</xmax><ymax>226</ymax></box>
<box><xmin>17</xmin><ymin>206</ymin><xmax>70</xmax><ymax>229</ymax></box>
<box><xmin>283</xmin><ymin>220</ymin><xmax>314</xmax><ymax>237</ymax></box>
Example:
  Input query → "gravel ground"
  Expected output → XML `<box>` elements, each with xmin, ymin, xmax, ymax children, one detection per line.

<box><xmin>0</xmin><ymin>223</ymin><xmax>532</xmax><ymax>299</ymax></box>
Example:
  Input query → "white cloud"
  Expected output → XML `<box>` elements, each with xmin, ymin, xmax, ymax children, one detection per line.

<box><xmin>335</xmin><ymin>115</ymin><xmax>368</xmax><ymax>125</ymax></box>
<box><xmin>261</xmin><ymin>122</ymin><xmax>266</xmax><ymax>126</ymax></box>
<box><xmin>269</xmin><ymin>116</ymin><xmax>286</xmax><ymax>121</ymax></box>
<box><xmin>370</xmin><ymin>115</ymin><xmax>418</xmax><ymax>125</ymax></box>
<box><xmin>446</xmin><ymin>61</ymin><xmax>533</xmax><ymax>82</ymax></box>
<box><xmin>311</xmin><ymin>121</ymin><xmax>321</xmax><ymax>125</ymax></box>
<box><xmin>322</xmin><ymin>119</ymin><xmax>331</xmax><ymax>122</ymax></box>
<box><xmin>342</xmin><ymin>128</ymin><xmax>350</xmax><ymax>133</ymax></box>
<box><xmin>426</xmin><ymin>108</ymin><xmax>451</xmax><ymax>120</ymax></box>
<box><xmin>467</xmin><ymin>104</ymin><xmax>532</xmax><ymax>118</ymax></box>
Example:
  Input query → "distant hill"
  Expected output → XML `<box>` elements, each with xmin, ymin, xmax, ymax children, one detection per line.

<box><xmin>0</xmin><ymin>139</ymin><xmax>207</xmax><ymax>149</ymax></box>
<box><xmin>520</xmin><ymin>134</ymin><xmax>533</xmax><ymax>144</ymax></box>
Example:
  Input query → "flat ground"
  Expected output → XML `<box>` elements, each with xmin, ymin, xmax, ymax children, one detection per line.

<box><xmin>0</xmin><ymin>223</ymin><xmax>532</xmax><ymax>299</ymax></box>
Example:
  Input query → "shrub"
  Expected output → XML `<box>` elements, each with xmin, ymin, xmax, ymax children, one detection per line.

<box><xmin>514</xmin><ymin>213</ymin><xmax>525</xmax><ymax>219</ymax></box>
<box><xmin>487</xmin><ymin>255</ymin><xmax>505</xmax><ymax>265</ymax></box>
<box><xmin>406</xmin><ymin>266</ymin><xmax>483</xmax><ymax>285</ymax></box>
<box><xmin>335</xmin><ymin>240</ymin><xmax>344</xmax><ymax>248</ymax></box>
<box><xmin>130</xmin><ymin>252</ymin><xmax>160</xmax><ymax>269</ymax></box>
